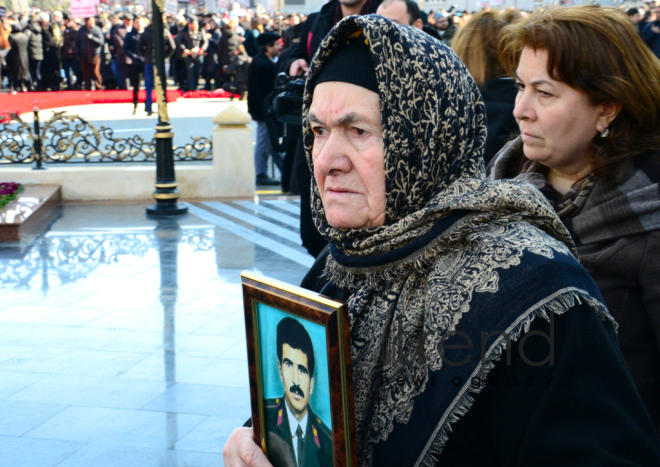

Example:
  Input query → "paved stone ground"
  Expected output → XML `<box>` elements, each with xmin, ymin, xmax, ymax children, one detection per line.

<box><xmin>0</xmin><ymin>198</ymin><xmax>309</xmax><ymax>466</ymax></box>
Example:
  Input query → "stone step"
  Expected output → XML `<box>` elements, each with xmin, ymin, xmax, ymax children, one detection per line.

<box><xmin>0</xmin><ymin>185</ymin><xmax>61</xmax><ymax>242</ymax></box>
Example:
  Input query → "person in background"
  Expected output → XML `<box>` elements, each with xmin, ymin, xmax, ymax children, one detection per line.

<box><xmin>377</xmin><ymin>0</ymin><xmax>424</xmax><ymax>29</ymax></box>
<box><xmin>61</xmin><ymin>14</ymin><xmax>80</xmax><ymax>90</ymax></box>
<box><xmin>201</xmin><ymin>17</ymin><xmax>219</xmax><ymax>91</ymax></box>
<box><xmin>281</xmin><ymin>13</ymin><xmax>300</xmax><ymax>50</ymax></box>
<box><xmin>107</xmin><ymin>14</ymin><xmax>121</xmax><ymax>85</ymax></box>
<box><xmin>216</xmin><ymin>18</ymin><xmax>240</xmax><ymax>90</ymax></box>
<box><xmin>0</xmin><ymin>15</ymin><xmax>10</xmax><ymax>90</ymax></box>
<box><xmin>124</xmin><ymin>16</ymin><xmax>145</xmax><ymax>115</ymax></box>
<box><xmin>222</xmin><ymin>43</ymin><xmax>250</xmax><ymax>100</ymax></box>
<box><xmin>75</xmin><ymin>16</ymin><xmax>104</xmax><ymax>90</ymax></box>
<box><xmin>112</xmin><ymin>13</ymin><xmax>132</xmax><ymax>90</ymax></box>
<box><xmin>628</xmin><ymin>7</ymin><xmax>643</xmax><ymax>26</ymax></box>
<box><xmin>39</xmin><ymin>12</ymin><xmax>60</xmax><ymax>91</ymax></box>
<box><xmin>247</xmin><ymin>32</ymin><xmax>284</xmax><ymax>186</ymax></box>
<box><xmin>138</xmin><ymin>17</ymin><xmax>176</xmax><ymax>117</ymax></box>
<box><xmin>172</xmin><ymin>16</ymin><xmax>188</xmax><ymax>91</ymax></box>
<box><xmin>26</xmin><ymin>14</ymin><xmax>43</xmax><ymax>90</ymax></box>
<box><xmin>433</xmin><ymin>11</ymin><xmax>457</xmax><ymax>45</ymax></box>
<box><xmin>176</xmin><ymin>15</ymin><xmax>207</xmax><ymax>92</ymax></box>
<box><xmin>452</xmin><ymin>9</ymin><xmax>520</xmax><ymax>166</ymax></box>
<box><xmin>7</xmin><ymin>23</ymin><xmax>29</xmax><ymax>92</ymax></box>
<box><xmin>490</xmin><ymin>5</ymin><xmax>660</xmax><ymax>433</ymax></box>
<box><xmin>98</xmin><ymin>17</ymin><xmax>116</xmax><ymax>90</ymax></box>
<box><xmin>641</xmin><ymin>5</ymin><xmax>660</xmax><ymax>59</ymax></box>
<box><xmin>243</xmin><ymin>18</ymin><xmax>261</xmax><ymax>57</ymax></box>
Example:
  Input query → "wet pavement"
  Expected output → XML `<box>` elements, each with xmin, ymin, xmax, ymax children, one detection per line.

<box><xmin>0</xmin><ymin>198</ymin><xmax>309</xmax><ymax>466</ymax></box>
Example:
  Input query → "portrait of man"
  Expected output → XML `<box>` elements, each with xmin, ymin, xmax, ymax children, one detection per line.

<box><xmin>264</xmin><ymin>317</ymin><xmax>333</xmax><ymax>467</ymax></box>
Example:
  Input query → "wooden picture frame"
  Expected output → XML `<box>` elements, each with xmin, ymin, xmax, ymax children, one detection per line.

<box><xmin>241</xmin><ymin>271</ymin><xmax>357</xmax><ymax>467</ymax></box>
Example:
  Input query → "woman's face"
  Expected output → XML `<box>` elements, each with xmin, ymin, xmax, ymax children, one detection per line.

<box><xmin>309</xmin><ymin>81</ymin><xmax>386</xmax><ymax>230</ymax></box>
<box><xmin>513</xmin><ymin>47</ymin><xmax>613</xmax><ymax>175</ymax></box>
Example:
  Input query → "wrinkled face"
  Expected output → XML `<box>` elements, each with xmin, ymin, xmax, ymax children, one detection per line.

<box><xmin>513</xmin><ymin>48</ymin><xmax>610</xmax><ymax>175</ymax></box>
<box><xmin>278</xmin><ymin>344</ymin><xmax>313</xmax><ymax>416</ymax></box>
<box><xmin>309</xmin><ymin>81</ymin><xmax>386</xmax><ymax>230</ymax></box>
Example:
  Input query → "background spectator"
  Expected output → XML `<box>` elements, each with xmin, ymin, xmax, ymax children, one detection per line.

<box><xmin>75</xmin><ymin>16</ymin><xmax>104</xmax><ymax>90</ymax></box>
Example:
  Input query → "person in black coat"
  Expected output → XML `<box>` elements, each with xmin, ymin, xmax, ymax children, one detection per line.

<box><xmin>75</xmin><ymin>17</ymin><xmax>104</xmax><ymax>90</ymax></box>
<box><xmin>138</xmin><ymin>21</ymin><xmax>175</xmax><ymax>116</ymax></box>
<box><xmin>7</xmin><ymin>23</ymin><xmax>30</xmax><ymax>92</ymax></box>
<box><xmin>176</xmin><ymin>16</ymin><xmax>208</xmax><ymax>92</ymax></box>
<box><xmin>277</xmin><ymin>0</ymin><xmax>382</xmax><ymax>258</ymax></box>
<box><xmin>40</xmin><ymin>16</ymin><xmax>61</xmax><ymax>91</ymax></box>
<box><xmin>25</xmin><ymin>18</ymin><xmax>43</xmax><ymax>90</ymax></box>
<box><xmin>247</xmin><ymin>32</ymin><xmax>284</xmax><ymax>186</ymax></box>
<box><xmin>201</xmin><ymin>18</ymin><xmax>219</xmax><ymax>91</ymax></box>
<box><xmin>124</xmin><ymin>16</ymin><xmax>146</xmax><ymax>114</ymax></box>
<box><xmin>216</xmin><ymin>20</ymin><xmax>240</xmax><ymax>89</ymax></box>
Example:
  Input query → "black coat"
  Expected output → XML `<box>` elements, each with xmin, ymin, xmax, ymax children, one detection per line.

<box><xmin>123</xmin><ymin>29</ymin><xmax>144</xmax><ymax>67</ymax></box>
<box><xmin>247</xmin><ymin>53</ymin><xmax>276</xmax><ymax>122</ymax></box>
<box><xmin>176</xmin><ymin>27</ymin><xmax>208</xmax><ymax>64</ymax></box>
<box><xmin>7</xmin><ymin>30</ymin><xmax>29</xmax><ymax>82</ymax></box>
<box><xmin>112</xmin><ymin>24</ymin><xmax>130</xmax><ymax>65</ymax></box>
<box><xmin>301</xmin><ymin>248</ymin><xmax>660</xmax><ymax>465</ymax></box>
<box><xmin>40</xmin><ymin>28</ymin><xmax>60</xmax><ymax>75</ymax></box>
<box><xmin>138</xmin><ymin>25</ymin><xmax>175</xmax><ymax>64</ymax></box>
<box><xmin>279</xmin><ymin>0</ymin><xmax>381</xmax><ymax>73</ymax></box>
<box><xmin>61</xmin><ymin>25</ymin><xmax>78</xmax><ymax>60</ymax></box>
<box><xmin>217</xmin><ymin>28</ymin><xmax>240</xmax><ymax>70</ymax></box>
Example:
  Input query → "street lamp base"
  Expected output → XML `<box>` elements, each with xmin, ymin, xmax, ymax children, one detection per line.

<box><xmin>146</xmin><ymin>202</ymin><xmax>189</xmax><ymax>217</ymax></box>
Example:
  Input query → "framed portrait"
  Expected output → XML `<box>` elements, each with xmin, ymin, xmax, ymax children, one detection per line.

<box><xmin>241</xmin><ymin>271</ymin><xmax>357</xmax><ymax>467</ymax></box>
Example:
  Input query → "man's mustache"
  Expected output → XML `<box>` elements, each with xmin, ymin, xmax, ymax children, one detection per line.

<box><xmin>289</xmin><ymin>383</ymin><xmax>305</xmax><ymax>398</ymax></box>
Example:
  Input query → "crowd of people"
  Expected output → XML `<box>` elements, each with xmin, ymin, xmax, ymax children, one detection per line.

<box><xmin>0</xmin><ymin>7</ymin><xmax>307</xmax><ymax>94</ymax></box>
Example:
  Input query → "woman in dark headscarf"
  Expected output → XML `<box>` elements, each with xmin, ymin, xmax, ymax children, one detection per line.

<box><xmin>224</xmin><ymin>15</ymin><xmax>660</xmax><ymax>467</ymax></box>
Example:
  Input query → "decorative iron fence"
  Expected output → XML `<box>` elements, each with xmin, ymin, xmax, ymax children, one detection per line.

<box><xmin>0</xmin><ymin>110</ymin><xmax>212</xmax><ymax>168</ymax></box>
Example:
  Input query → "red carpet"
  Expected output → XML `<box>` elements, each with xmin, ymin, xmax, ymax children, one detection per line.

<box><xmin>0</xmin><ymin>89</ymin><xmax>233</xmax><ymax>122</ymax></box>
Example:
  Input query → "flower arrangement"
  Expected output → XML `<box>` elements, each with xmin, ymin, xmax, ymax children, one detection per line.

<box><xmin>0</xmin><ymin>182</ymin><xmax>24</xmax><ymax>209</ymax></box>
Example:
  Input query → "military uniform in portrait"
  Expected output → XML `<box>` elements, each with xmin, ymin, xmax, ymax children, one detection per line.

<box><xmin>264</xmin><ymin>396</ymin><xmax>333</xmax><ymax>467</ymax></box>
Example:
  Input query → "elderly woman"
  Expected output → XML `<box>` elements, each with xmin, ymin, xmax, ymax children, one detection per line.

<box><xmin>489</xmin><ymin>5</ymin><xmax>660</xmax><ymax>433</ymax></box>
<box><xmin>225</xmin><ymin>15</ymin><xmax>660</xmax><ymax>466</ymax></box>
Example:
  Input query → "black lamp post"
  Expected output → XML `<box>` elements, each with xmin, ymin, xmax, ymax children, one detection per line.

<box><xmin>146</xmin><ymin>2</ymin><xmax>188</xmax><ymax>217</ymax></box>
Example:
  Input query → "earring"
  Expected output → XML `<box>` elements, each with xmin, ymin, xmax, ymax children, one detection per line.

<box><xmin>600</xmin><ymin>128</ymin><xmax>610</xmax><ymax>138</ymax></box>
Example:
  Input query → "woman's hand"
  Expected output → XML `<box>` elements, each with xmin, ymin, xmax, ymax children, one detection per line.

<box><xmin>223</xmin><ymin>427</ymin><xmax>273</xmax><ymax>467</ymax></box>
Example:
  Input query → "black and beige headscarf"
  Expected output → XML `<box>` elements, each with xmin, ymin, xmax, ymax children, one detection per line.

<box><xmin>303</xmin><ymin>15</ymin><xmax>614</xmax><ymax>466</ymax></box>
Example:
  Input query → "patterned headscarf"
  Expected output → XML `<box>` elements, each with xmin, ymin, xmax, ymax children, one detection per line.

<box><xmin>302</xmin><ymin>15</ymin><xmax>608</xmax><ymax>466</ymax></box>
<box><xmin>303</xmin><ymin>15</ymin><xmax>573</xmax><ymax>258</ymax></box>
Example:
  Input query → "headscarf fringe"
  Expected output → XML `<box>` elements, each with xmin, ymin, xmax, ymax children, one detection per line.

<box><xmin>417</xmin><ymin>288</ymin><xmax>616</xmax><ymax>467</ymax></box>
<box><xmin>324</xmin><ymin>212</ymin><xmax>531</xmax><ymax>290</ymax></box>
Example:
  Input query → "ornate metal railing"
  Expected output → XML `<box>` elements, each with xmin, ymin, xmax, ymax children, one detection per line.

<box><xmin>0</xmin><ymin>110</ymin><xmax>212</xmax><ymax>168</ymax></box>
